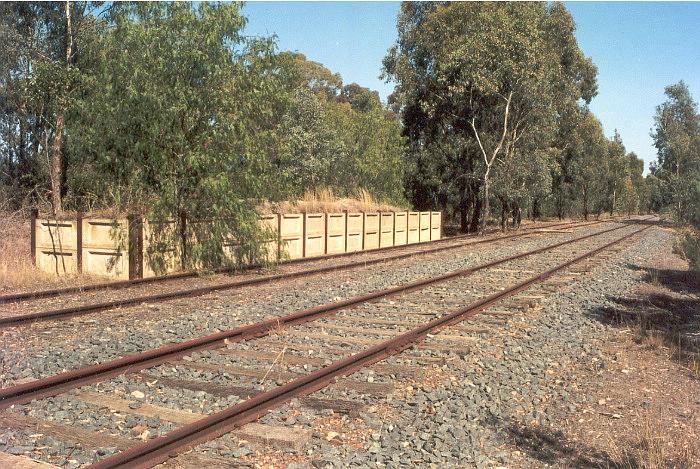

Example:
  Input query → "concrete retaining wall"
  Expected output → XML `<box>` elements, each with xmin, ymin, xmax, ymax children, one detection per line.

<box><xmin>363</xmin><ymin>213</ymin><xmax>380</xmax><ymax>250</ymax></box>
<box><xmin>32</xmin><ymin>210</ymin><xmax>442</xmax><ymax>279</ymax></box>
<box><xmin>326</xmin><ymin>213</ymin><xmax>346</xmax><ymax>255</ymax></box>
<box><xmin>380</xmin><ymin>212</ymin><xmax>394</xmax><ymax>248</ymax></box>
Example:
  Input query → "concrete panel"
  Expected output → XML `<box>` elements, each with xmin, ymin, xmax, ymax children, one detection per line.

<box><xmin>280</xmin><ymin>213</ymin><xmax>304</xmax><ymax>260</ymax></box>
<box><xmin>36</xmin><ymin>248</ymin><xmax>78</xmax><ymax>275</ymax></box>
<box><xmin>304</xmin><ymin>213</ymin><xmax>326</xmax><ymax>258</ymax></box>
<box><xmin>326</xmin><ymin>213</ymin><xmax>346</xmax><ymax>255</ymax></box>
<box><xmin>142</xmin><ymin>219</ymin><xmax>178</xmax><ymax>277</ymax></box>
<box><xmin>431</xmin><ymin>212</ymin><xmax>442</xmax><ymax>240</ymax></box>
<box><xmin>364</xmin><ymin>212</ymin><xmax>379</xmax><ymax>232</ymax></box>
<box><xmin>82</xmin><ymin>248</ymin><xmax>128</xmax><ymax>279</ymax></box>
<box><xmin>363</xmin><ymin>213</ymin><xmax>379</xmax><ymax>250</ymax></box>
<box><xmin>305</xmin><ymin>213</ymin><xmax>325</xmax><ymax>236</ymax></box>
<box><xmin>258</xmin><ymin>214</ymin><xmax>280</xmax><ymax>261</ymax></box>
<box><xmin>380</xmin><ymin>212</ymin><xmax>395</xmax><ymax>248</ymax></box>
<box><xmin>259</xmin><ymin>214</ymin><xmax>279</xmax><ymax>235</ymax></box>
<box><xmin>346</xmin><ymin>213</ymin><xmax>363</xmax><ymax>235</ymax></box>
<box><xmin>326</xmin><ymin>213</ymin><xmax>345</xmax><ymax>236</ymax></box>
<box><xmin>143</xmin><ymin>248</ymin><xmax>177</xmax><ymax>278</ymax></box>
<box><xmin>394</xmin><ymin>211</ymin><xmax>408</xmax><ymax>246</ymax></box>
<box><xmin>36</xmin><ymin>219</ymin><xmax>77</xmax><ymax>250</ymax></box>
<box><xmin>142</xmin><ymin>219</ymin><xmax>177</xmax><ymax>249</ymax></box>
<box><xmin>419</xmin><ymin>211</ymin><xmax>431</xmax><ymax>242</ymax></box>
<box><xmin>82</xmin><ymin>218</ymin><xmax>127</xmax><ymax>250</ymax></box>
<box><xmin>407</xmin><ymin>212</ymin><xmax>420</xmax><ymax>244</ymax></box>
<box><xmin>346</xmin><ymin>212</ymin><xmax>363</xmax><ymax>252</ymax></box>
<box><xmin>346</xmin><ymin>233</ymin><xmax>362</xmax><ymax>252</ymax></box>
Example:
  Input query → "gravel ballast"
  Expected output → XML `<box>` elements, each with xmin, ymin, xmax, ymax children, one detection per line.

<box><xmin>0</xmin><ymin>221</ymin><xmax>665</xmax><ymax>467</ymax></box>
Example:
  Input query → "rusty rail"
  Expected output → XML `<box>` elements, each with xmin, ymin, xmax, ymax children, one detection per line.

<box><xmin>0</xmin><ymin>220</ymin><xmax>642</xmax><ymax>409</ymax></box>
<box><xmin>87</xmin><ymin>223</ymin><xmax>652</xmax><ymax>469</ymax></box>
<box><xmin>0</xmin><ymin>220</ymin><xmax>608</xmax><ymax>327</ymax></box>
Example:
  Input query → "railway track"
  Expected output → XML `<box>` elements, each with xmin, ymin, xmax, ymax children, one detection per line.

<box><xmin>1</xmin><ymin>218</ymin><xmax>596</xmax><ymax>305</ymax></box>
<box><xmin>0</xmin><ymin>217</ymin><xmax>653</xmax><ymax>468</ymax></box>
<box><xmin>0</xmin><ymin>218</ymin><xmax>612</xmax><ymax>328</ymax></box>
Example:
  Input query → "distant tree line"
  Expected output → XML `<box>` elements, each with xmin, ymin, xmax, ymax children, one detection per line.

<box><xmin>383</xmin><ymin>2</ymin><xmax>648</xmax><ymax>232</ymax></box>
<box><xmin>648</xmin><ymin>82</ymin><xmax>700</xmax><ymax>268</ymax></box>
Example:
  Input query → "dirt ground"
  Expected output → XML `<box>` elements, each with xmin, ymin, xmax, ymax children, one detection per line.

<box><xmin>508</xmin><ymin>229</ymin><xmax>700</xmax><ymax>468</ymax></box>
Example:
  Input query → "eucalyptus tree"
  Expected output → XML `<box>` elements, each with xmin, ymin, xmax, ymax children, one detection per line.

<box><xmin>604</xmin><ymin>131</ymin><xmax>629</xmax><ymax>215</ymax></box>
<box><xmin>569</xmin><ymin>110</ymin><xmax>608</xmax><ymax>219</ymax></box>
<box><xmin>69</xmin><ymin>2</ymin><xmax>288</xmax><ymax>270</ymax></box>
<box><xmin>0</xmin><ymin>1</ymin><xmax>101</xmax><ymax>212</ymax></box>
<box><xmin>651</xmin><ymin>81</ymin><xmax>700</xmax><ymax>268</ymax></box>
<box><xmin>384</xmin><ymin>1</ymin><xmax>596</xmax><ymax>232</ymax></box>
<box><xmin>651</xmin><ymin>81</ymin><xmax>700</xmax><ymax>221</ymax></box>
<box><xmin>276</xmin><ymin>54</ymin><xmax>406</xmax><ymax>204</ymax></box>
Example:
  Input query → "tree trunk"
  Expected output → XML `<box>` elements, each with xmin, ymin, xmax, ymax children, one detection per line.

<box><xmin>469</xmin><ymin>197</ymin><xmax>481</xmax><ymax>233</ymax></box>
<box><xmin>610</xmin><ymin>189</ymin><xmax>616</xmax><ymax>216</ymax></box>
<box><xmin>49</xmin><ymin>1</ymin><xmax>72</xmax><ymax>214</ymax></box>
<box><xmin>179</xmin><ymin>211</ymin><xmax>188</xmax><ymax>270</ymax></box>
<box><xmin>511</xmin><ymin>203</ymin><xmax>520</xmax><ymax>229</ymax></box>
<box><xmin>676</xmin><ymin>160</ymin><xmax>682</xmax><ymax>219</ymax></box>
<box><xmin>50</xmin><ymin>116</ymin><xmax>64</xmax><ymax>213</ymax></box>
<box><xmin>582</xmin><ymin>186</ymin><xmax>589</xmax><ymax>221</ymax></box>
<box><xmin>500</xmin><ymin>198</ymin><xmax>507</xmax><ymax>232</ymax></box>
<box><xmin>458</xmin><ymin>181</ymin><xmax>469</xmax><ymax>234</ymax></box>
<box><xmin>479</xmin><ymin>170</ymin><xmax>491</xmax><ymax>235</ymax></box>
<box><xmin>459</xmin><ymin>199</ymin><xmax>468</xmax><ymax>234</ymax></box>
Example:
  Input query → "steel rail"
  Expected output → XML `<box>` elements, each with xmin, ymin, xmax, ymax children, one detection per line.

<box><xmin>88</xmin><ymin>223</ymin><xmax>652</xmax><ymax>469</ymax></box>
<box><xmin>0</xmin><ymin>221</ymin><xmax>640</xmax><ymax>410</ymax></box>
<box><xmin>0</xmin><ymin>219</ymin><xmax>609</xmax><ymax>327</ymax></box>
<box><xmin>0</xmin><ymin>218</ymin><xmax>595</xmax><ymax>305</ymax></box>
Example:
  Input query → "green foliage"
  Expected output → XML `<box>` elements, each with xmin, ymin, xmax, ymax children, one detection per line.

<box><xmin>279</xmin><ymin>88</ymin><xmax>348</xmax><ymax>191</ymax></box>
<box><xmin>650</xmin><ymin>81</ymin><xmax>700</xmax><ymax>269</ymax></box>
<box><xmin>651</xmin><ymin>81</ymin><xmax>700</xmax><ymax>222</ymax></box>
<box><xmin>0</xmin><ymin>2</ymin><xmax>101</xmax><ymax>209</ymax></box>
<box><xmin>383</xmin><ymin>2</ymin><xmax>597</xmax><ymax>231</ymax></box>
<box><xmin>276</xmin><ymin>54</ymin><xmax>406</xmax><ymax>205</ymax></box>
<box><xmin>2</xmin><ymin>2</ymin><xmax>406</xmax><ymax>272</ymax></box>
<box><xmin>66</xmin><ymin>2</ymin><xmax>282</xmax><ymax>270</ymax></box>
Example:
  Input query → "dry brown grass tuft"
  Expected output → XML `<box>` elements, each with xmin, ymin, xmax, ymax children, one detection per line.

<box><xmin>261</xmin><ymin>188</ymin><xmax>407</xmax><ymax>214</ymax></box>
<box><xmin>0</xmin><ymin>210</ymin><xmax>46</xmax><ymax>291</ymax></box>
<box><xmin>0</xmin><ymin>210</ymin><xmax>102</xmax><ymax>293</ymax></box>
<box><xmin>606</xmin><ymin>417</ymin><xmax>699</xmax><ymax>469</ymax></box>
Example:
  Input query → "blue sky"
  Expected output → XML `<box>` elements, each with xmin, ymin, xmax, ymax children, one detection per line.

<box><xmin>243</xmin><ymin>1</ymin><xmax>700</xmax><ymax>173</ymax></box>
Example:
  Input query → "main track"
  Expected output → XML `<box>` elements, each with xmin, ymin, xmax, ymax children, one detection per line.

<box><xmin>0</xmin><ymin>216</ymin><xmax>653</xmax><ymax>468</ymax></box>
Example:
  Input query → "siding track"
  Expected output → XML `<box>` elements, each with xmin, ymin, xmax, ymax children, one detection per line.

<box><xmin>0</xmin><ymin>219</ymin><xmax>608</xmax><ymax>327</ymax></box>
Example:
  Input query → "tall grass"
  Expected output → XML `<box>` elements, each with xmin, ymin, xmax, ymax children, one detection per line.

<box><xmin>269</xmin><ymin>187</ymin><xmax>407</xmax><ymax>214</ymax></box>
<box><xmin>0</xmin><ymin>210</ymin><xmax>49</xmax><ymax>291</ymax></box>
<box><xmin>0</xmin><ymin>210</ymin><xmax>100</xmax><ymax>292</ymax></box>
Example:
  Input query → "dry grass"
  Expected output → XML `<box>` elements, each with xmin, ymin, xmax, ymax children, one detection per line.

<box><xmin>0</xmin><ymin>210</ymin><xmax>101</xmax><ymax>293</ymax></box>
<box><xmin>0</xmin><ymin>210</ymin><xmax>48</xmax><ymax>291</ymax></box>
<box><xmin>262</xmin><ymin>188</ymin><xmax>406</xmax><ymax>214</ymax></box>
<box><xmin>605</xmin><ymin>416</ymin><xmax>699</xmax><ymax>469</ymax></box>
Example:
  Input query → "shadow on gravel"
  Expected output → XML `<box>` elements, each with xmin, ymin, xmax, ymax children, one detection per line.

<box><xmin>588</xmin><ymin>263</ymin><xmax>700</xmax><ymax>369</ymax></box>
<box><xmin>500</xmin><ymin>419</ymin><xmax>635</xmax><ymax>468</ymax></box>
<box><xmin>624</xmin><ymin>263</ymin><xmax>699</xmax><ymax>295</ymax></box>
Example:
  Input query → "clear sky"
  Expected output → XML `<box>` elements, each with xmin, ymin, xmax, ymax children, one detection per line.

<box><xmin>242</xmin><ymin>1</ymin><xmax>700</xmax><ymax>173</ymax></box>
